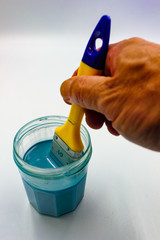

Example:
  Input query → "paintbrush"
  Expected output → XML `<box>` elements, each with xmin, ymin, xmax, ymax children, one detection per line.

<box><xmin>50</xmin><ymin>15</ymin><xmax>111</xmax><ymax>165</ymax></box>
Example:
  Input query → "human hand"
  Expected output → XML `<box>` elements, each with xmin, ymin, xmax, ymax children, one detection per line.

<box><xmin>61</xmin><ymin>38</ymin><xmax>160</xmax><ymax>151</ymax></box>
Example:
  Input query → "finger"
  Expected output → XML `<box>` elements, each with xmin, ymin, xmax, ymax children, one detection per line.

<box><xmin>85</xmin><ymin>109</ymin><xmax>106</xmax><ymax>129</ymax></box>
<box><xmin>105</xmin><ymin>120</ymin><xmax>120</xmax><ymax>136</ymax></box>
<box><xmin>60</xmin><ymin>75</ymin><xmax>113</xmax><ymax>113</ymax></box>
<box><xmin>72</xmin><ymin>68</ymin><xmax>79</xmax><ymax>77</ymax></box>
<box><xmin>105</xmin><ymin>42</ymin><xmax>120</xmax><ymax>76</ymax></box>
<box><xmin>105</xmin><ymin>40</ymin><xmax>129</xmax><ymax>77</ymax></box>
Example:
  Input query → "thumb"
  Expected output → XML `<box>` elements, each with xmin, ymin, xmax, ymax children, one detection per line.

<box><xmin>60</xmin><ymin>75</ymin><xmax>113</xmax><ymax>116</ymax></box>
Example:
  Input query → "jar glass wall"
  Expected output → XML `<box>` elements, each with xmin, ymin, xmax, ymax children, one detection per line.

<box><xmin>13</xmin><ymin>116</ymin><xmax>92</xmax><ymax>216</ymax></box>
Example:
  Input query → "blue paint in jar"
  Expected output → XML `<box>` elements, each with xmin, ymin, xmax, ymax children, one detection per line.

<box><xmin>23</xmin><ymin>140</ymin><xmax>61</xmax><ymax>169</ymax></box>
<box><xmin>23</xmin><ymin>140</ymin><xmax>87</xmax><ymax>216</ymax></box>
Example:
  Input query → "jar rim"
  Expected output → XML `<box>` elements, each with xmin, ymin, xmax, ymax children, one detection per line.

<box><xmin>13</xmin><ymin>115</ymin><xmax>92</xmax><ymax>178</ymax></box>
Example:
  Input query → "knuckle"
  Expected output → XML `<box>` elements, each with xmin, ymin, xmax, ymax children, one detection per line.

<box><xmin>71</xmin><ymin>76</ymin><xmax>86</xmax><ymax>105</ymax></box>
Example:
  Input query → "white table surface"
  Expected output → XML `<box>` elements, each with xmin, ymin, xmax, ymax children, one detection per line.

<box><xmin>0</xmin><ymin>14</ymin><xmax>160</xmax><ymax>240</ymax></box>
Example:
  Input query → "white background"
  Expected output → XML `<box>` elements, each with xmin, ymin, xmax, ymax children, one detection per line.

<box><xmin>0</xmin><ymin>0</ymin><xmax>160</xmax><ymax>239</ymax></box>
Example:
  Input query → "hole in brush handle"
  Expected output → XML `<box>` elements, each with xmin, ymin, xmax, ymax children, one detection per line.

<box><xmin>95</xmin><ymin>37</ymin><xmax>103</xmax><ymax>51</ymax></box>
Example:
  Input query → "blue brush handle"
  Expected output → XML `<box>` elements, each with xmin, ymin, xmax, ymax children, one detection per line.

<box><xmin>82</xmin><ymin>15</ymin><xmax>111</xmax><ymax>70</ymax></box>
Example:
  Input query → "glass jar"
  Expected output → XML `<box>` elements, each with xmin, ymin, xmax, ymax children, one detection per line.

<box><xmin>13</xmin><ymin>116</ymin><xmax>92</xmax><ymax>217</ymax></box>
